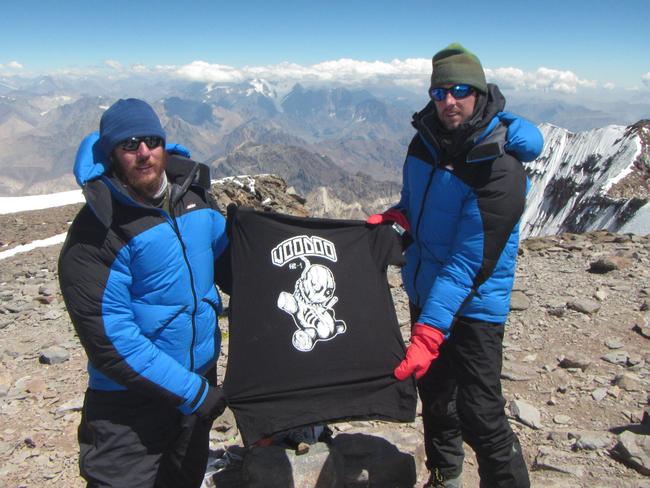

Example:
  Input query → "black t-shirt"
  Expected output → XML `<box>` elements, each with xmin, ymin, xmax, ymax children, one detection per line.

<box><xmin>223</xmin><ymin>207</ymin><xmax>416</xmax><ymax>445</ymax></box>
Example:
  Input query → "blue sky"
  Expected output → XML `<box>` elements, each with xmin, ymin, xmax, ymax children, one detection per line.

<box><xmin>1</xmin><ymin>0</ymin><xmax>649</xmax><ymax>93</ymax></box>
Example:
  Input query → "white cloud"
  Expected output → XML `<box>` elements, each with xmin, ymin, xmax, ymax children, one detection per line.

<box><xmin>603</xmin><ymin>82</ymin><xmax>616</xmax><ymax>90</ymax></box>
<box><xmin>152</xmin><ymin>64</ymin><xmax>177</xmax><ymax>73</ymax></box>
<box><xmin>173</xmin><ymin>58</ymin><xmax>432</xmax><ymax>89</ymax></box>
<box><xmin>104</xmin><ymin>59</ymin><xmax>122</xmax><ymax>71</ymax></box>
<box><xmin>175</xmin><ymin>61</ymin><xmax>245</xmax><ymax>83</ymax></box>
<box><xmin>171</xmin><ymin>59</ymin><xmax>601</xmax><ymax>95</ymax></box>
<box><xmin>28</xmin><ymin>58</ymin><xmax>610</xmax><ymax>96</ymax></box>
<box><xmin>0</xmin><ymin>60</ymin><xmax>24</xmax><ymax>74</ymax></box>
<box><xmin>642</xmin><ymin>72</ymin><xmax>650</xmax><ymax>88</ymax></box>
<box><xmin>485</xmin><ymin>66</ymin><xmax>596</xmax><ymax>94</ymax></box>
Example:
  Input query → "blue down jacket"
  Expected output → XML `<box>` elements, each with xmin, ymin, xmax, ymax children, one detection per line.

<box><xmin>396</xmin><ymin>85</ymin><xmax>543</xmax><ymax>335</ymax></box>
<box><xmin>58</xmin><ymin>132</ymin><xmax>228</xmax><ymax>414</ymax></box>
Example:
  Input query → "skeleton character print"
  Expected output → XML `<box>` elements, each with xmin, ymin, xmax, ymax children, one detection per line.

<box><xmin>272</xmin><ymin>235</ymin><xmax>347</xmax><ymax>352</ymax></box>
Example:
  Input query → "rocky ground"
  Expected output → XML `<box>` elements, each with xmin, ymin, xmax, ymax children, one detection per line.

<box><xmin>0</xmin><ymin>179</ymin><xmax>649</xmax><ymax>487</ymax></box>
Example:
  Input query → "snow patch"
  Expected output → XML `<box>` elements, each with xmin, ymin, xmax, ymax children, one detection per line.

<box><xmin>0</xmin><ymin>232</ymin><xmax>68</xmax><ymax>261</ymax></box>
<box><xmin>0</xmin><ymin>190</ymin><xmax>84</xmax><ymax>215</ymax></box>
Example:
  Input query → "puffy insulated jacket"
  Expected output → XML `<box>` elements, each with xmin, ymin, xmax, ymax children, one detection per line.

<box><xmin>396</xmin><ymin>84</ymin><xmax>543</xmax><ymax>335</ymax></box>
<box><xmin>59</xmin><ymin>132</ymin><xmax>228</xmax><ymax>414</ymax></box>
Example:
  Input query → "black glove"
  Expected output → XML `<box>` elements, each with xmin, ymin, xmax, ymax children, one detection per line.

<box><xmin>195</xmin><ymin>386</ymin><xmax>227</xmax><ymax>423</ymax></box>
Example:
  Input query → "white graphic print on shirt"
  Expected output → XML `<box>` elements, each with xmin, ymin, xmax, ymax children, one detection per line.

<box><xmin>273</xmin><ymin>235</ymin><xmax>347</xmax><ymax>352</ymax></box>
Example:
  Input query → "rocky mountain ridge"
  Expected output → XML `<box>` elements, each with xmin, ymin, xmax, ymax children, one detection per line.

<box><xmin>522</xmin><ymin>120</ymin><xmax>650</xmax><ymax>238</ymax></box>
<box><xmin>0</xmin><ymin>176</ymin><xmax>649</xmax><ymax>487</ymax></box>
<box><xmin>2</xmin><ymin>83</ymin><xmax>649</xmax><ymax>238</ymax></box>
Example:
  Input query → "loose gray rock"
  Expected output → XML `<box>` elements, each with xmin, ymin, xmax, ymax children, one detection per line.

<box><xmin>628</xmin><ymin>353</ymin><xmax>644</xmax><ymax>366</ymax></box>
<box><xmin>509</xmin><ymin>400</ymin><xmax>542</xmax><ymax>429</ymax></box>
<box><xmin>610</xmin><ymin>430</ymin><xmax>650</xmax><ymax>476</ymax></box>
<box><xmin>572</xmin><ymin>431</ymin><xmax>616</xmax><ymax>451</ymax></box>
<box><xmin>547</xmin><ymin>306</ymin><xmax>565</xmax><ymax>318</ymax></box>
<box><xmin>594</xmin><ymin>288</ymin><xmax>609</xmax><ymax>301</ymax></box>
<box><xmin>39</xmin><ymin>346</ymin><xmax>69</xmax><ymax>365</ymax></box>
<box><xmin>601</xmin><ymin>351</ymin><xmax>630</xmax><ymax>366</ymax></box>
<box><xmin>567</xmin><ymin>299</ymin><xmax>601</xmax><ymax>315</ymax></box>
<box><xmin>4</xmin><ymin>302</ymin><xmax>27</xmax><ymax>313</ymax></box>
<box><xmin>510</xmin><ymin>291</ymin><xmax>530</xmax><ymax>311</ymax></box>
<box><xmin>592</xmin><ymin>388</ymin><xmax>608</xmax><ymax>402</ymax></box>
<box><xmin>42</xmin><ymin>310</ymin><xmax>62</xmax><ymax>321</ymax></box>
<box><xmin>0</xmin><ymin>291</ymin><xmax>14</xmax><ymax>301</ymax></box>
<box><xmin>501</xmin><ymin>362</ymin><xmax>537</xmax><ymax>381</ymax></box>
<box><xmin>55</xmin><ymin>396</ymin><xmax>84</xmax><ymax>415</ymax></box>
<box><xmin>588</xmin><ymin>256</ymin><xmax>631</xmax><ymax>274</ymax></box>
<box><xmin>558</xmin><ymin>355</ymin><xmax>591</xmax><ymax>371</ymax></box>
<box><xmin>605</xmin><ymin>338</ymin><xmax>624</xmax><ymax>349</ymax></box>
<box><xmin>38</xmin><ymin>285</ymin><xmax>55</xmax><ymax>296</ymax></box>
<box><xmin>553</xmin><ymin>415</ymin><xmax>571</xmax><ymax>425</ymax></box>
<box><xmin>614</xmin><ymin>372</ymin><xmax>644</xmax><ymax>392</ymax></box>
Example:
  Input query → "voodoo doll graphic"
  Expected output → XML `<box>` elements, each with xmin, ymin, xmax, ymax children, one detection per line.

<box><xmin>277</xmin><ymin>257</ymin><xmax>347</xmax><ymax>352</ymax></box>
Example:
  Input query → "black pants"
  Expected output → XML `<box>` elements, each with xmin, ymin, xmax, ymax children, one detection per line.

<box><xmin>412</xmin><ymin>304</ymin><xmax>530</xmax><ymax>488</ymax></box>
<box><xmin>78</xmin><ymin>388</ymin><xmax>213</xmax><ymax>488</ymax></box>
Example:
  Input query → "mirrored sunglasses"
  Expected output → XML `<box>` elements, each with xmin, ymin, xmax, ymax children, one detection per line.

<box><xmin>119</xmin><ymin>136</ymin><xmax>164</xmax><ymax>152</ymax></box>
<box><xmin>429</xmin><ymin>84</ymin><xmax>474</xmax><ymax>102</ymax></box>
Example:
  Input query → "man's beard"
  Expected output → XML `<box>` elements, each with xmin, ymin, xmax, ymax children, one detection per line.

<box><xmin>112</xmin><ymin>153</ymin><xmax>167</xmax><ymax>204</ymax></box>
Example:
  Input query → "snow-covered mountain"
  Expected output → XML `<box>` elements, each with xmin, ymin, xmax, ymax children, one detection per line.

<box><xmin>522</xmin><ymin>120</ymin><xmax>649</xmax><ymax>237</ymax></box>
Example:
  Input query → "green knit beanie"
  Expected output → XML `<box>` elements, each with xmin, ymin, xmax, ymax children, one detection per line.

<box><xmin>430</xmin><ymin>42</ymin><xmax>487</xmax><ymax>94</ymax></box>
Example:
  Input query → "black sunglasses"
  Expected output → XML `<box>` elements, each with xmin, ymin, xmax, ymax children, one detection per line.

<box><xmin>429</xmin><ymin>84</ymin><xmax>474</xmax><ymax>102</ymax></box>
<box><xmin>119</xmin><ymin>136</ymin><xmax>164</xmax><ymax>152</ymax></box>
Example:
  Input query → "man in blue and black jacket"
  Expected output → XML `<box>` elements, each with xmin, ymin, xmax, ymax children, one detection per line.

<box><xmin>369</xmin><ymin>44</ymin><xmax>542</xmax><ymax>487</ymax></box>
<box><xmin>59</xmin><ymin>98</ymin><xmax>230</xmax><ymax>488</ymax></box>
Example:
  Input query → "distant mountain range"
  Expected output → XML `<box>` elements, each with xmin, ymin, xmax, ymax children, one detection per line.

<box><xmin>0</xmin><ymin>75</ymin><xmax>648</xmax><ymax>236</ymax></box>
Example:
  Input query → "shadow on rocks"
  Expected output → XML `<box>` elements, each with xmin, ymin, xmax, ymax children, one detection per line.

<box><xmin>209</xmin><ymin>433</ymin><xmax>417</xmax><ymax>487</ymax></box>
<box><xmin>214</xmin><ymin>442</ymin><xmax>344</xmax><ymax>488</ymax></box>
<box><xmin>331</xmin><ymin>433</ymin><xmax>417</xmax><ymax>487</ymax></box>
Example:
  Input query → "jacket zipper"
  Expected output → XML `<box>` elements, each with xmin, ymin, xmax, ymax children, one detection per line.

<box><xmin>168</xmin><ymin>203</ymin><xmax>199</xmax><ymax>372</ymax></box>
<box><xmin>412</xmin><ymin>167</ymin><xmax>436</xmax><ymax>306</ymax></box>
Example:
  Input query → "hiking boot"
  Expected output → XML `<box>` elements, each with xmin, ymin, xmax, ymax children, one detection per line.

<box><xmin>423</xmin><ymin>468</ymin><xmax>462</xmax><ymax>488</ymax></box>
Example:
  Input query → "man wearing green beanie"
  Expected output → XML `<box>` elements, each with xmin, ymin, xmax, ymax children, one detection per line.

<box><xmin>368</xmin><ymin>43</ymin><xmax>542</xmax><ymax>487</ymax></box>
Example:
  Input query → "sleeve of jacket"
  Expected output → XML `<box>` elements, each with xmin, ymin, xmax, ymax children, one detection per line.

<box><xmin>418</xmin><ymin>155</ymin><xmax>527</xmax><ymax>334</ymax></box>
<box><xmin>59</xmin><ymin>221</ymin><xmax>210</xmax><ymax>415</ymax></box>
<box><xmin>499</xmin><ymin>111</ymin><xmax>544</xmax><ymax>162</ymax></box>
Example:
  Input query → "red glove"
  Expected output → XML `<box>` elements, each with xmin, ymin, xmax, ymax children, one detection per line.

<box><xmin>394</xmin><ymin>323</ymin><xmax>445</xmax><ymax>381</ymax></box>
<box><xmin>367</xmin><ymin>208</ymin><xmax>410</xmax><ymax>232</ymax></box>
